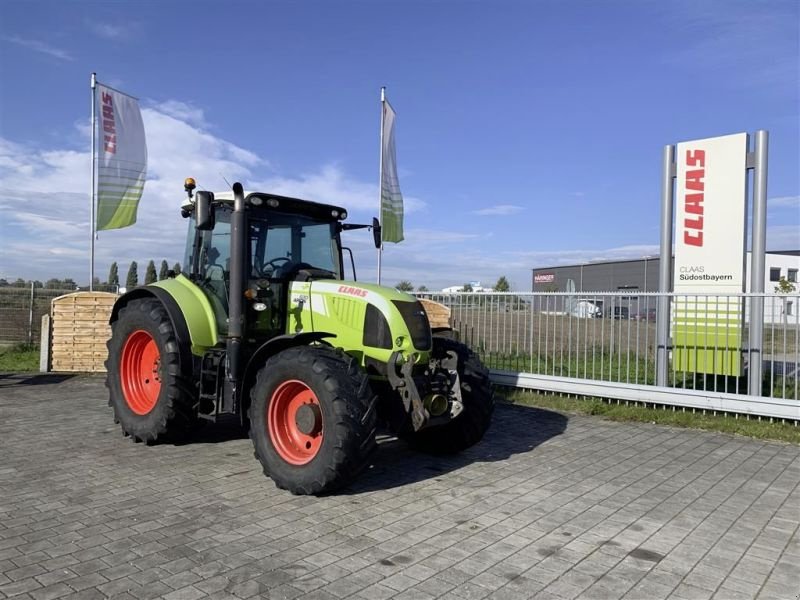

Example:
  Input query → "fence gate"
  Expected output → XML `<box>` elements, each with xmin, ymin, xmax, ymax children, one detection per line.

<box><xmin>50</xmin><ymin>292</ymin><xmax>116</xmax><ymax>372</ymax></box>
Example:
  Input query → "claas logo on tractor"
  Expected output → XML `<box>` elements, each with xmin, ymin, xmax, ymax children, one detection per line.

<box><xmin>105</xmin><ymin>178</ymin><xmax>494</xmax><ymax>495</ymax></box>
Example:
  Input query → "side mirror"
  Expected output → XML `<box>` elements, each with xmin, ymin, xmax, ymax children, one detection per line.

<box><xmin>372</xmin><ymin>217</ymin><xmax>382</xmax><ymax>249</ymax></box>
<box><xmin>196</xmin><ymin>191</ymin><xmax>215</xmax><ymax>230</ymax></box>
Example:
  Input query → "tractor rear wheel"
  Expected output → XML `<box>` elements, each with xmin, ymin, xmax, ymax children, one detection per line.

<box><xmin>404</xmin><ymin>337</ymin><xmax>494</xmax><ymax>454</ymax></box>
<box><xmin>106</xmin><ymin>298</ymin><xmax>196</xmax><ymax>443</ymax></box>
<box><xmin>249</xmin><ymin>345</ymin><xmax>376</xmax><ymax>495</ymax></box>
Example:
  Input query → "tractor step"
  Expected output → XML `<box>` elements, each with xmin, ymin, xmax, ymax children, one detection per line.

<box><xmin>198</xmin><ymin>350</ymin><xmax>224</xmax><ymax>417</ymax></box>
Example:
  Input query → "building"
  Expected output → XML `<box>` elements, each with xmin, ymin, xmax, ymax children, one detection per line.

<box><xmin>531</xmin><ymin>251</ymin><xmax>799</xmax><ymax>323</ymax></box>
<box><xmin>532</xmin><ymin>251</ymin><xmax>799</xmax><ymax>293</ymax></box>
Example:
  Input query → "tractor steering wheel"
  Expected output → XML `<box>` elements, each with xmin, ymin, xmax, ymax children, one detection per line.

<box><xmin>255</xmin><ymin>256</ymin><xmax>293</xmax><ymax>278</ymax></box>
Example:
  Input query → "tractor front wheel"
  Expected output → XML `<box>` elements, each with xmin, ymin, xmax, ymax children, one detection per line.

<box><xmin>249</xmin><ymin>345</ymin><xmax>376</xmax><ymax>495</ymax></box>
<box><xmin>106</xmin><ymin>298</ymin><xmax>196</xmax><ymax>443</ymax></box>
<box><xmin>404</xmin><ymin>337</ymin><xmax>494</xmax><ymax>454</ymax></box>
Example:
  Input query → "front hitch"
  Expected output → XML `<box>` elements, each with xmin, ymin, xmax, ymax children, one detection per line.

<box><xmin>387</xmin><ymin>352</ymin><xmax>429</xmax><ymax>431</ymax></box>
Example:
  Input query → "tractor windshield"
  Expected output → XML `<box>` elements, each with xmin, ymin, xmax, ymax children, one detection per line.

<box><xmin>249</xmin><ymin>214</ymin><xmax>341</xmax><ymax>280</ymax></box>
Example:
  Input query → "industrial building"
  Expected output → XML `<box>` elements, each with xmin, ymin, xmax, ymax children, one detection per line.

<box><xmin>532</xmin><ymin>251</ymin><xmax>799</xmax><ymax>293</ymax></box>
<box><xmin>531</xmin><ymin>251</ymin><xmax>800</xmax><ymax>323</ymax></box>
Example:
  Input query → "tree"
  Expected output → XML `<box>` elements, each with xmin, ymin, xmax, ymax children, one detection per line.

<box><xmin>145</xmin><ymin>260</ymin><xmax>157</xmax><ymax>285</ymax></box>
<box><xmin>0</xmin><ymin>278</ymin><xmax>8</xmax><ymax>287</ymax></box>
<box><xmin>159</xmin><ymin>260</ymin><xmax>169</xmax><ymax>280</ymax></box>
<box><xmin>461</xmin><ymin>283</ymin><xmax>473</xmax><ymax>292</ymax></box>
<box><xmin>417</xmin><ymin>285</ymin><xmax>429</xmax><ymax>292</ymax></box>
<box><xmin>396</xmin><ymin>280</ymin><xmax>414</xmax><ymax>292</ymax></box>
<box><xmin>494</xmin><ymin>276</ymin><xmax>511</xmax><ymax>292</ymax></box>
<box><xmin>126</xmin><ymin>261</ymin><xmax>139</xmax><ymax>289</ymax></box>
<box><xmin>172</xmin><ymin>262</ymin><xmax>182</xmax><ymax>275</ymax></box>
<box><xmin>774</xmin><ymin>276</ymin><xmax>797</xmax><ymax>324</ymax></box>
<box><xmin>108</xmin><ymin>262</ymin><xmax>119</xmax><ymax>287</ymax></box>
<box><xmin>12</xmin><ymin>278</ymin><xmax>26</xmax><ymax>287</ymax></box>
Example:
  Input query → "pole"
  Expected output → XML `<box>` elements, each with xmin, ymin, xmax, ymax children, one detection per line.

<box><xmin>377</xmin><ymin>86</ymin><xmax>385</xmax><ymax>285</ymax></box>
<box><xmin>656</xmin><ymin>144</ymin><xmax>675</xmax><ymax>387</ymax></box>
<box><xmin>748</xmin><ymin>130</ymin><xmax>769</xmax><ymax>396</ymax></box>
<box><xmin>28</xmin><ymin>281</ymin><xmax>34</xmax><ymax>344</ymax></box>
<box><xmin>90</xmin><ymin>72</ymin><xmax>97</xmax><ymax>292</ymax></box>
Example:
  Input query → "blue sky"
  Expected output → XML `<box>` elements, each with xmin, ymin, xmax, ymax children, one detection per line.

<box><xmin>1</xmin><ymin>0</ymin><xmax>798</xmax><ymax>291</ymax></box>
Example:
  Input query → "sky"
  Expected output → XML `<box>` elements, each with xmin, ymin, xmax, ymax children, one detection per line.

<box><xmin>0</xmin><ymin>0</ymin><xmax>798</xmax><ymax>292</ymax></box>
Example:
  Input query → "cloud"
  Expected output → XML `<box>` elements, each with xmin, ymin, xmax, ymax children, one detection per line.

<box><xmin>251</xmin><ymin>165</ymin><xmax>426</xmax><ymax>216</ymax></box>
<box><xmin>0</xmin><ymin>35</ymin><xmax>73</xmax><ymax>61</ymax></box>
<box><xmin>472</xmin><ymin>204</ymin><xmax>524</xmax><ymax>216</ymax></box>
<box><xmin>152</xmin><ymin>100</ymin><xmax>207</xmax><ymax>128</ymax></box>
<box><xmin>86</xmin><ymin>21</ymin><xmax>130</xmax><ymax>40</ymax></box>
<box><xmin>766</xmin><ymin>225</ymin><xmax>800</xmax><ymax>251</ymax></box>
<box><xmin>0</xmin><ymin>103</ymin><xmax>426</xmax><ymax>284</ymax></box>
<box><xmin>660</xmin><ymin>2</ymin><xmax>799</xmax><ymax>90</ymax></box>
<box><xmin>769</xmin><ymin>195</ymin><xmax>800</xmax><ymax>209</ymax></box>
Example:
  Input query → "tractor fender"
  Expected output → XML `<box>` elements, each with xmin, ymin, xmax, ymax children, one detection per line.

<box><xmin>240</xmin><ymin>332</ymin><xmax>336</xmax><ymax>416</ymax></box>
<box><xmin>109</xmin><ymin>287</ymin><xmax>195</xmax><ymax>375</ymax></box>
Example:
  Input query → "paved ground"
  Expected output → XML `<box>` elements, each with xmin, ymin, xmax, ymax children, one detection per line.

<box><xmin>0</xmin><ymin>374</ymin><xmax>798</xmax><ymax>600</ymax></box>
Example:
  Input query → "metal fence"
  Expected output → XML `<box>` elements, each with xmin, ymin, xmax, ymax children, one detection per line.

<box><xmin>417</xmin><ymin>291</ymin><xmax>799</xmax><ymax>421</ymax></box>
<box><xmin>0</xmin><ymin>285</ymin><xmax>119</xmax><ymax>346</ymax></box>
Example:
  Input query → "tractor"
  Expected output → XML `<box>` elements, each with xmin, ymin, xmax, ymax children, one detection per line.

<box><xmin>105</xmin><ymin>178</ymin><xmax>494</xmax><ymax>494</ymax></box>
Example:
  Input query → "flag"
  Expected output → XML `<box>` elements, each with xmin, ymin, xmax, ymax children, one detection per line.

<box><xmin>95</xmin><ymin>83</ymin><xmax>147</xmax><ymax>231</ymax></box>
<box><xmin>380</xmin><ymin>99</ymin><xmax>403</xmax><ymax>243</ymax></box>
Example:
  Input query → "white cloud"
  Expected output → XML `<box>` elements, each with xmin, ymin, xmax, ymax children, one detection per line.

<box><xmin>251</xmin><ymin>165</ymin><xmax>426</xmax><ymax>216</ymax></box>
<box><xmin>86</xmin><ymin>21</ymin><xmax>129</xmax><ymax>40</ymax></box>
<box><xmin>472</xmin><ymin>204</ymin><xmax>524</xmax><ymax>216</ymax></box>
<box><xmin>152</xmin><ymin>100</ymin><xmax>208</xmax><ymax>128</ymax></box>
<box><xmin>0</xmin><ymin>103</ymin><xmax>427</xmax><ymax>284</ymax></box>
<box><xmin>769</xmin><ymin>195</ymin><xmax>800</xmax><ymax>209</ymax></box>
<box><xmin>0</xmin><ymin>35</ymin><xmax>73</xmax><ymax>61</ymax></box>
<box><xmin>766</xmin><ymin>225</ymin><xmax>800</xmax><ymax>251</ymax></box>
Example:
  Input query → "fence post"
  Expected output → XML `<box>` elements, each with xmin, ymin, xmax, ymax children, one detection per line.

<box><xmin>39</xmin><ymin>314</ymin><xmax>50</xmax><ymax>372</ymax></box>
<box><xmin>656</xmin><ymin>144</ymin><xmax>675</xmax><ymax>387</ymax></box>
<box><xmin>28</xmin><ymin>281</ymin><xmax>35</xmax><ymax>344</ymax></box>
<box><xmin>748</xmin><ymin>130</ymin><xmax>769</xmax><ymax>397</ymax></box>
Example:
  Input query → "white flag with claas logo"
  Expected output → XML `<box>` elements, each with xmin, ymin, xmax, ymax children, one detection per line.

<box><xmin>95</xmin><ymin>83</ymin><xmax>147</xmax><ymax>231</ymax></box>
<box><xmin>380</xmin><ymin>99</ymin><xmax>404</xmax><ymax>243</ymax></box>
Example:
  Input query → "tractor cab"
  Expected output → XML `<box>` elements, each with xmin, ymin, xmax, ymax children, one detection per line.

<box><xmin>182</xmin><ymin>185</ymin><xmax>350</xmax><ymax>339</ymax></box>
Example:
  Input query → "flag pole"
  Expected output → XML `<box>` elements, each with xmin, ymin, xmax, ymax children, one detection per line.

<box><xmin>377</xmin><ymin>86</ymin><xmax>385</xmax><ymax>285</ymax></box>
<box><xmin>90</xmin><ymin>72</ymin><xmax>97</xmax><ymax>291</ymax></box>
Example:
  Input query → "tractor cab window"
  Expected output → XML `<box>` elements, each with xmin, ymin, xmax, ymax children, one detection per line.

<box><xmin>197</xmin><ymin>209</ymin><xmax>232</xmax><ymax>334</ymax></box>
<box><xmin>250</xmin><ymin>214</ymin><xmax>341</xmax><ymax>280</ymax></box>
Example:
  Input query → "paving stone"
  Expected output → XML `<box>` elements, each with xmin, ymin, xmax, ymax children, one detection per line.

<box><xmin>0</xmin><ymin>376</ymin><xmax>797</xmax><ymax>600</ymax></box>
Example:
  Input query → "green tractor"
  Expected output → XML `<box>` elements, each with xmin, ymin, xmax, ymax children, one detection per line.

<box><xmin>106</xmin><ymin>178</ymin><xmax>493</xmax><ymax>494</ymax></box>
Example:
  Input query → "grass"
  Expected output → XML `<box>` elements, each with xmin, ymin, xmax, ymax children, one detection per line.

<box><xmin>502</xmin><ymin>388</ymin><xmax>800</xmax><ymax>444</ymax></box>
<box><xmin>0</xmin><ymin>343</ymin><xmax>40</xmax><ymax>372</ymax></box>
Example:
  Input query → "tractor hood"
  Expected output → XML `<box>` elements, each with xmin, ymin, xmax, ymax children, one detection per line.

<box><xmin>287</xmin><ymin>280</ymin><xmax>432</xmax><ymax>367</ymax></box>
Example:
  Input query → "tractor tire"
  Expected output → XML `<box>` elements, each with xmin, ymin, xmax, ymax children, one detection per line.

<box><xmin>249</xmin><ymin>345</ymin><xmax>376</xmax><ymax>495</ymax></box>
<box><xmin>404</xmin><ymin>337</ymin><xmax>494</xmax><ymax>454</ymax></box>
<box><xmin>105</xmin><ymin>298</ymin><xmax>196</xmax><ymax>443</ymax></box>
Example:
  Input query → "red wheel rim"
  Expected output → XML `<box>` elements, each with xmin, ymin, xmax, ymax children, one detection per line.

<box><xmin>268</xmin><ymin>380</ymin><xmax>323</xmax><ymax>465</ymax></box>
<box><xmin>120</xmin><ymin>330</ymin><xmax>162</xmax><ymax>415</ymax></box>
